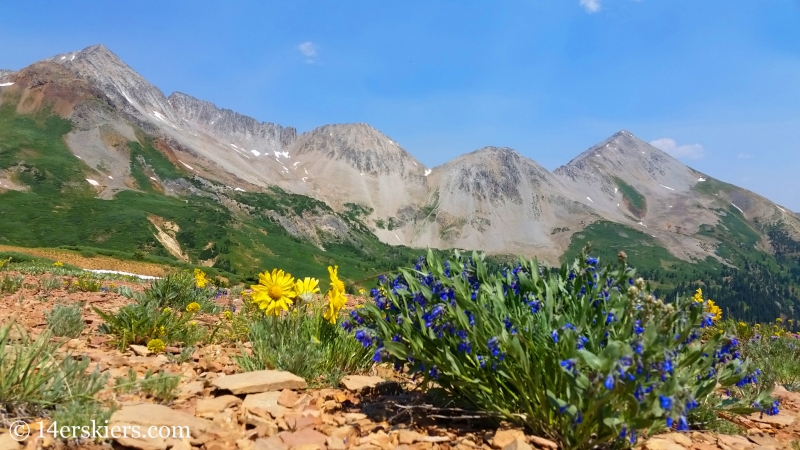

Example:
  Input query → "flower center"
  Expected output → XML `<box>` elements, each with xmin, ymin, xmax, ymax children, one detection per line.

<box><xmin>333</xmin><ymin>280</ymin><xmax>345</xmax><ymax>292</ymax></box>
<box><xmin>269</xmin><ymin>285</ymin><xmax>284</xmax><ymax>300</ymax></box>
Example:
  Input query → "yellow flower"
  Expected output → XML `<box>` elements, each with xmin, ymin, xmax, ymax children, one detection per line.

<box><xmin>146</xmin><ymin>339</ymin><xmax>166</xmax><ymax>354</ymax></box>
<box><xmin>188</xmin><ymin>321</ymin><xmax>198</xmax><ymax>327</ymax></box>
<box><xmin>324</xmin><ymin>288</ymin><xmax>347</xmax><ymax>324</ymax></box>
<box><xmin>251</xmin><ymin>269</ymin><xmax>297</xmax><ymax>316</ymax></box>
<box><xmin>163</xmin><ymin>307</ymin><xmax>173</xmax><ymax>314</ymax></box>
<box><xmin>692</xmin><ymin>288</ymin><xmax>704</xmax><ymax>303</ymax></box>
<box><xmin>194</xmin><ymin>268</ymin><xmax>209</xmax><ymax>288</ymax></box>
<box><xmin>776</xmin><ymin>318</ymin><xmax>783</xmax><ymax>323</ymax></box>
<box><xmin>223</xmin><ymin>310</ymin><xmax>233</xmax><ymax>320</ymax></box>
<box><xmin>295</xmin><ymin>277</ymin><xmax>321</xmax><ymax>304</ymax></box>
<box><xmin>328</xmin><ymin>266</ymin><xmax>345</xmax><ymax>293</ymax></box>
<box><xmin>153</xmin><ymin>326</ymin><xmax>166</xmax><ymax>337</ymax></box>
<box><xmin>358</xmin><ymin>288</ymin><xmax>366</xmax><ymax>295</ymax></box>
<box><xmin>186</xmin><ymin>302</ymin><xmax>201</xmax><ymax>313</ymax></box>
<box><xmin>738</xmin><ymin>321</ymin><xmax>747</xmax><ymax>327</ymax></box>
<box><xmin>53</xmin><ymin>261</ymin><xmax>64</xmax><ymax>267</ymax></box>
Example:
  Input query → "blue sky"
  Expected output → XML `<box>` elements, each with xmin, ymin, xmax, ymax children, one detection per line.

<box><xmin>2</xmin><ymin>1</ymin><xmax>799</xmax><ymax>210</ymax></box>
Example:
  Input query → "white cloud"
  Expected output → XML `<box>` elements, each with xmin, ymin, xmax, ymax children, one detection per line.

<box><xmin>737</xmin><ymin>152</ymin><xmax>752</xmax><ymax>159</ymax></box>
<box><xmin>297</xmin><ymin>41</ymin><xmax>319</xmax><ymax>62</ymax></box>
<box><xmin>580</xmin><ymin>0</ymin><xmax>601</xmax><ymax>13</ymax></box>
<box><xmin>649</xmin><ymin>138</ymin><xmax>705</xmax><ymax>159</ymax></box>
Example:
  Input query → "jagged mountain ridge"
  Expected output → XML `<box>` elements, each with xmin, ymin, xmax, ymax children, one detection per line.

<box><xmin>1</xmin><ymin>44</ymin><xmax>799</xmax><ymax>267</ymax></box>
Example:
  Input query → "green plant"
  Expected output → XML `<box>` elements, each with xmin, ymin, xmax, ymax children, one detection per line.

<box><xmin>50</xmin><ymin>400</ymin><xmax>118</xmax><ymax>441</ymax></box>
<box><xmin>140</xmin><ymin>370</ymin><xmax>181</xmax><ymax>403</ymax></box>
<box><xmin>738</xmin><ymin>333</ymin><xmax>800</xmax><ymax>391</ymax></box>
<box><xmin>167</xmin><ymin>346</ymin><xmax>196</xmax><ymax>364</ymax></box>
<box><xmin>236</xmin><ymin>301</ymin><xmax>373</xmax><ymax>387</ymax></box>
<box><xmin>45</xmin><ymin>303</ymin><xmax>85</xmax><ymax>338</ymax></box>
<box><xmin>686</xmin><ymin>394</ymin><xmax>745</xmax><ymax>435</ymax></box>
<box><xmin>114</xmin><ymin>368</ymin><xmax>139</xmax><ymax>394</ymax></box>
<box><xmin>136</xmin><ymin>270</ymin><xmax>217</xmax><ymax>312</ymax></box>
<box><xmin>74</xmin><ymin>275</ymin><xmax>102</xmax><ymax>292</ymax></box>
<box><xmin>0</xmin><ymin>274</ymin><xmax>24</xmax><ymax>293</ymax></box>
<box><xmin>94</xmin><ymin>296</ymin><xmax>206</xmax><ymax>350</ymax></box>
<box><xmin>38</xmin><ymin>276</ymin><xmax>62</xmax><ymax>294</ymax></box>
<box><xmin>0</xmin><ymin>324</ymin><xmax>108</xmax><ymax>419</ymax></box>
<box><xmin>344</xmin><ymin>250</ymin><xmax>776</xmax><ymax>450</ymax></box>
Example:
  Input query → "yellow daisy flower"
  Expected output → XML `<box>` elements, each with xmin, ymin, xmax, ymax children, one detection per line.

<box><xmin>186</xmin><ymin>302</ymin><xmax>201</xmax><ymax>313</ymax></box>
<box><xmin>328</xmin><ymin>265</ymin><xmax>345</xmax><ymax>293</ymax></box>
<box><xmin>251</xmin><ymin>269</ymin><xmax>297</xmax><ymax>316</ymax></box>
<box><xmin>324</xmin><ymin>288</ymin><xmax>347</xmax><ymax>324</ymax></box>
<box><xmin>295</xmin><ymin>277</ymin><xmax>321</xmax><ymax>304</ymax></box>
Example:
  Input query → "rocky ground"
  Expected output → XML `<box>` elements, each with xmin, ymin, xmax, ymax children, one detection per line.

<box><xmin>1</xmin><ymin>272</ymin><xmax>800</xmax><ymax>450</ymax></box>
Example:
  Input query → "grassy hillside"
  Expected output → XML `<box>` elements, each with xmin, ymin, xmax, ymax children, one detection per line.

<box><xmin>564</xmin><ymin>219</ymin><xmax>800</xmax><ymax>324</ymax></box>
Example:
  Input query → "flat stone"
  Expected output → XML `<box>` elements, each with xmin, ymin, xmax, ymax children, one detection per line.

<box><xmin>130</xmin><ymin>344</ymin><xmax>151</xmax><ymax>356</ymax></box>
<box><xmin>280</xmin><ymin>429</ymin><xmax>328</xmax><ymax>449</ymax></box>
<box><xmin>746</xmin><ymin>435</ymin><xmax>780</xmax><ymax>448</ymax></box>
<box><xmin>528</xmin><ymin>436</ymin><xmax>558</xmax><ymax>450</ymax></box>
<box><xmin>503</xmin><ymin>439</ymin><xmax>533</xmax><ymax>450</ymax></box>
<box><xmin>747</xmin><ymin>413</ymin><xmax>795</xmax><ymax>428</ymax></box>
<box><xmin>0</xmin><ymin>433</ymin><xmax>21</xmax><ymax>450</ymax></box>
<box><xmin>244</xmin><ymin>392</ymin><xmax>288</xmax><ymax>418</ymax></box>
<box><xmin>492</xmin><ymin>430</ymin><xmax>526</xmax><ymax>450</ymax></box>
<box><xmin>212</xmin><ymin>370</ymin><xmax>307</xmax><ymax>395</ymax></box>
<box><xmin>196</xmin><ymin>395</ymin><xmax>242</xmax><ymax>416</ymax></box>
<box><xmin>717</xmin><ymin>435</ymin><xmax>754</xmax><ymax>450</ymax></box>
<box><xmin>109</xmin><ymin>403</ymin><xmax>224</xmax><ymax>449</ymax></box>
<box><xmin>179</xmin><ymin>381</ymin><xmax>205</xmax><ymax>398</ymax></box>
<box><xmin>398</xmin><ymin>430</ymin><xmax>426</xmax><ymax>445</ymax></box>
<box><xmin>254</xmin><ymin>436</ymin><xmax>288</xmax><ymax>450</ymax></box>
<box><xmin>340</xmin><ymin>375</ymin><xmax>384</xmax><ymax>391</ymax></box>
<box><xmin>327</xmin><ymin>437</ymin><xmax>347</xmax><ymax>450</ymax></box>
<box><xmin>660</xmin><ymin>433</ymin><xmax>693</xmax><ymax>447</ymax></box>
<box><xmin>643</xmin><ymin>439</ymin><xmax>686</xmax><ymax>450</ymax></box>
<box><xmin>278</xmin><ymin>390</ymin><xmax>303</xmax><ymax>408</ymax></box>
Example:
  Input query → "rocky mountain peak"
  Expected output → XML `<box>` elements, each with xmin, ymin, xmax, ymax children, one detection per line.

<box><xmin>45</xmin><ymin>44</ymin><xmax>180</xmax><ymax>126</ymax></box>
<box><xmin>168</xmin><ymin>92</ymin><xmax>297</xmax><ymax>151</ymax></box>
<box><xmin>431</xmin><ymin>146</ymin><xmax>555</xmax><ymax>205</ymax></box>
<box><xmin>291</xmin><ymin>123</ymin><xmax>426</xmax><ymax>177</ymax></box>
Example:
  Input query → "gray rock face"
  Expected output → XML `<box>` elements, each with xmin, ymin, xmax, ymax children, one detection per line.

<box><xmin>168</xmin><ymin>92</ymin><xmax>296</xmax><ymax>153</ymax></box>
<box><xmin>292</xmin><ymin>123</ymin><xmax>426</xmax><ymax>178</ymax></box>
<box><xmin>45</xmin><ymin>45</ymin><xmax>181</xmax><ymax>126</ymax></box>
<box><xmin>0</xmin><ymin>69</ymin><xmax>14</xmax><ymax>82</ymax></box>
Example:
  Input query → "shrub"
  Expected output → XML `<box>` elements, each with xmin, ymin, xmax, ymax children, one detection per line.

<box><xmin>737</xmin><ymin>330</ymin><xmax>800</xmax><ymax>391</ymax></box>
<box><xmin>140</xmin><ymin>370</ymin><xmax>181</xmax><ymax>403</ymax></box>
<box><xmin>94</xmin><ymin>297</ymin><xmax>206</xmax><ymax>350</ymax></box>
<box><xmin>135</xmin><ymin>270</ymin><xmax>217</xmax><ymax>313</ymax></box>
<box><xmin>236</xmin><ymin>306</ymin><xmax>373</xmax><ymax>386</ymax></box>
<box><xmin>51</xmin><ymin>400</ymin><xmax>117</xmax><ymax>442</ymax></box>
<box><xmin>0</xmin><ymin>324</ymin><xmax>108</xmax><ymax>419</ymax></box>
<box><xmin>45</xmin><ymin>303</ymin><xmax>85</xmax><ymax>338</ymax></box>
<box><xmin>344</xmin><ymin>250</ymin><xmax>776</xmax><ymax>449</ymax></box>
<box><xmin>74</xmin><ymin>274</ymin><xmax>102</xmax><ymax>292</ymax></box>
<box><xmin>0</xmin><ymin>274</ymin><xmax>24</xmax><ymax>293</ymax></box>
<box><xmin>38</xmin><ymin>276</ymin><xmax>62</xmax><ymax>294</ymax></box>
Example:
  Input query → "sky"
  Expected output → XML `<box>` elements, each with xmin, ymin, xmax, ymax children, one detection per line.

<box><xmin>1</xmin><ymin>1</ymin><xmax>800</xmax><ymax>210</ymax></box>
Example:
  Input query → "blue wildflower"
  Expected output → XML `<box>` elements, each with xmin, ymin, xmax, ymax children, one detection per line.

<box><xmin>604</xmin><ymin>374</ymin><xmax>615</xmax><ymax>390</ymax></box>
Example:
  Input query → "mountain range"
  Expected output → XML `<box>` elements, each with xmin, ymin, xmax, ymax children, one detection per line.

<box><xmin>2</xmin><ymin>44</ymin><xmax>800</xmax><ymax>320</ymax></box>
